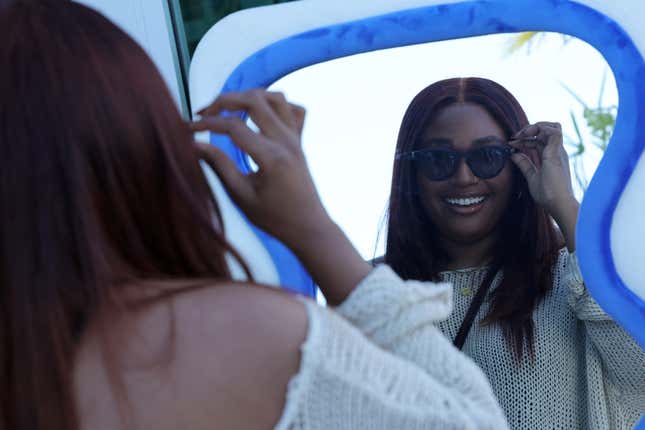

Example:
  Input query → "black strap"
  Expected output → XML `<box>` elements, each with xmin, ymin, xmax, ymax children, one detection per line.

<box><xmin>453</xmin><ymin>264</ymin><xmax>501</xmax><ymax>350</ymax></box>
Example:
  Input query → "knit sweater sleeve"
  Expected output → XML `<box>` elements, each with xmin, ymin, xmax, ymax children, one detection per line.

<box><xmin>563</xmin><ymin>251</ymin><xmax>645</xmax><ymax>397</ymax></box>
<box><xmin>275</xmin><ymin>266</ymin><xmax>509</xmax><ymax>430</ymax></box>
<box><xmin>335</xmin><ymin>265</ymin><xmax>507</xmax><ymax>425</ymax></box>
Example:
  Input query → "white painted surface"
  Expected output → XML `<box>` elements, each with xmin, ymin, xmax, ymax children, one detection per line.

<box><xmin>572</xmin><ymin>0</ymin><xmax>645</xmax><ymax>55</ymax></box>
<box><xmin>75</xmin><ymin>0</ymin><xmax>185</xmax><ymax>112</ymax></box>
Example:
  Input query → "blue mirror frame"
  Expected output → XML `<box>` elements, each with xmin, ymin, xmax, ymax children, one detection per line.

<box><xmin>211</xmin><ymin>0</ymin><xmax>645</xmax><ymax>369</ymax></box>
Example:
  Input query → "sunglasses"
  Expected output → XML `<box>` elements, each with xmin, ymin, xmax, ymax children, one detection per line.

<box><xmin>396</xmin><ymin>145</ymin><xmax>518</xmax><ymax>181</ymax></box>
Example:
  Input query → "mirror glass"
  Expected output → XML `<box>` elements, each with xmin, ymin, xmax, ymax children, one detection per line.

<box><xmin>268</xmin><ymin>32</ymin><xmax>617</xmax><ymax>260</ymax></box>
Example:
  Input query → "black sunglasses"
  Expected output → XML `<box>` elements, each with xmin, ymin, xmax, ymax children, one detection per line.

<box><xmin>396</xmin><ymin>145</ymin><xmax>518</xmax><ymax>181</ymax></box>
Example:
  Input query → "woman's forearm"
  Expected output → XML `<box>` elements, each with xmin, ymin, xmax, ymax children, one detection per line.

<box><xmin>286</xmin><ymin>219</ymin><xmax>371</xmax><ymax>306</ymax></box>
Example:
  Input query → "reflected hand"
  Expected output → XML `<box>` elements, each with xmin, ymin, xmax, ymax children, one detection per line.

<box><xmin>191</xmin><ymin>90</ymin><xmax>332</xmax><ymax>251</ymax></box>
<box><xmin>509</xmin><ymin>122</ymin><xmax>579</xmax><ymax>251</ymax></box>
<box><xmin>509</xmin><ymin>122</ymin><xmax>577</xmax><ymax>217</ymax></box>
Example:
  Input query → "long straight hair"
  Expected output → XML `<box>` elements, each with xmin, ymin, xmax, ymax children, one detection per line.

<box><xmin>385</xmin><ymin>78</ymin><xmax>562</xmax><ymax>361</ymax></box>
<box><xmin>0</xmin><ymin>2</ymin><xmax>249</xmax><ymax>429</ymax></box>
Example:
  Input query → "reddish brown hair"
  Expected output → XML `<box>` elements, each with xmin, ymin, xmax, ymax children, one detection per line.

<box><xmin>385</xmin><ymin>78</ymin><xmax>562</xmax><ymax>361</ymax></box>
<box><xmin>0</xmin><ymin>1</ymin><xmax>248</xmax><ymax>428</ymax></box>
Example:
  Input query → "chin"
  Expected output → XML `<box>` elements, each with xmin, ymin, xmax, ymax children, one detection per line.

<box><xmin>444</xmin><ymin>225</ymin><xmax>497</xmax><ymax>245</ymax></box>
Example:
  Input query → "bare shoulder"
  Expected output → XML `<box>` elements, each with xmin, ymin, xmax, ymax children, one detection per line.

<box><xmin>170</xmin><ymin>282</ymin><xmax>310</xmax><ymax>429</ymax></box>
<box><xmin>171</xmin><ymin>281</ymin><xmax>309</xmax><ymax>350</ymax></box>
<box><xmin>169</xmin><ymin>282</ymin><xmax>310</xmax><ymax>368</ymax></box>
<box><xmin>75</xmin><ymin>283</ymin><xmax>311</xmax><ymax>430</ymax></box>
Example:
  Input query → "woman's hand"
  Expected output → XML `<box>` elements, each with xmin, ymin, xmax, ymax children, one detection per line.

<box><xmin>192</xmin><ymin>90</ymin><xmax>371</xmax><ymax>304</ymax></box>
<box><xmin>191</xmin><ymin>90</ymin><xmax>331</xmax><ymax>251</ymax></box>
<box><xmin>509</xmin><ymin>122</ymin><xmax>580</xmax><ymax>251</ymax></box>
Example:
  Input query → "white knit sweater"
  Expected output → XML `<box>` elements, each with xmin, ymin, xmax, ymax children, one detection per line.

<box><xmin>275</xmin><ymin>265</ymin><xmax>510</xmax><ymax>429</ymax></box>
<box><xmin>437</xmin><ymin>249</ymin><xmax>645</xmax><ymax>429</ymax></box>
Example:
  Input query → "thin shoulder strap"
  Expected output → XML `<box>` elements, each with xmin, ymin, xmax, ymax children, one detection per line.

<box><xmin>453</xmin><ymin>264</ymin><xmax>501</xmax><ymax>350</ymax></box>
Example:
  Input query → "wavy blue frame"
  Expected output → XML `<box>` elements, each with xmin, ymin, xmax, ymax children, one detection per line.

<box><xmin>212</xmin><ymin>3</ymin><xmax>644</xmax><ymax>420</ymax></box>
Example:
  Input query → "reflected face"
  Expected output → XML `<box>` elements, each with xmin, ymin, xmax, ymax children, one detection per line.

<box><xmin>416</xmin><ymin>103</ymin><xmax>514</xmax><ymax>245</ymax></box>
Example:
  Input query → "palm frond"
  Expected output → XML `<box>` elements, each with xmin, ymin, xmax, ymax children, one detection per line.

<box><xmin>566</xmin><ymin>112</ymin><xmax>585</xmax><ymax>155</ymax></box>
<box><xmin>559</xmin><ymin>82</ymin><xmax>589</xmax><ymax>109</ymax></box>
<box><xmin>505</xmin><ymin>32</ymin><xmax>540</xmax><ymax>55</ymax></box>
<box><xmin>597</xmin><ymin>68</ymin><xmax>607</xmax><ymax>108</ymax></box>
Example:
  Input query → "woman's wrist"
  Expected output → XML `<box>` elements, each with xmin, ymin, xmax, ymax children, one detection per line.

<box><xmin>548</xmin><ymin>196</ymin><xmax>580</xmax><ymax>252</ymax></box>
<box><xmin>281</xmin><ymin>211</ymin><xmax>337</xmax><ymax>254</ymax></box>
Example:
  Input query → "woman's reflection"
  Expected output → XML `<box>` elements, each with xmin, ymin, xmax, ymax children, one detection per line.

<box><xmin>383</xmin><ymin>77</ymin><xmax>645</xmax><ymax>429</ymax></box>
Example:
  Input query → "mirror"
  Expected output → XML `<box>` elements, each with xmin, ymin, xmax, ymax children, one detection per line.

<box><xmin>188</xmin><ymin>1</ymin><xmax>645</xmax><ymax>428</ymax></box>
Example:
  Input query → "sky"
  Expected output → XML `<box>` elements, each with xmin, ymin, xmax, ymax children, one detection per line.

<box><xmin>269</xmin><ymin>32</ymin><xmax>618</xmax><ymax>260</ymax></box>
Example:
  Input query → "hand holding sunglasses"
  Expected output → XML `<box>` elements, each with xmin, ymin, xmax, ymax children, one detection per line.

<box><xmin>509</xmin><ymin>122</ymin><xmax>579</xmax><ymax>251</ymax></box>
<box><xmin>508</xmin><ymin>122</ymin><xmax>576</xmax><ymax>210</ymax></box>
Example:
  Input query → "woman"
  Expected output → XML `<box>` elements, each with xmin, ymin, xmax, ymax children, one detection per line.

<box><xmin>0</xmin><ymin>2</ymin><xmax>509</xmax><ymax>429</ymax></box>
<box><xmin>385</xmin><ymin>77</ymin><xmax>645</xmax><ymax>429</ymax></box>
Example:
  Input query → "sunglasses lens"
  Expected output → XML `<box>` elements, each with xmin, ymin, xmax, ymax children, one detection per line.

<box><xmin>416</xmin><ymin>149</ymin><xmax>458</xmax><ymax>181</ymax></box>
<box><xmin>467</xmin><ymin>147</ymin><xmax>508</xmax><ymax>179</ymax></box>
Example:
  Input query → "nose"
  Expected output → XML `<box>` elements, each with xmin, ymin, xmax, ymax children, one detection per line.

<box><xmin>452</xmin><ymin>157</ymin><xmax>478</xmax><ymax>186</ymax></box>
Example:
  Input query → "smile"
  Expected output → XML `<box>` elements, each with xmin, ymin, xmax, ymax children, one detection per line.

<box><xmin>444</xmin><ymin>196</ymin><xmax>487</xmax><ymax>207</ymax></box>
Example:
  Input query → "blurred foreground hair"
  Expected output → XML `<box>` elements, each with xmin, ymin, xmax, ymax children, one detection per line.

<box><xmin>0</xmin><ymin>1</ymin><xmax>248</xmax><ymax>428</ymax></box>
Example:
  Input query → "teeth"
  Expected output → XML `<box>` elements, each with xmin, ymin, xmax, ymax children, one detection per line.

<box><xmin>445</xmin><ymin>196</ymin><xmax>486</xmax><ymax>206</ymax></box>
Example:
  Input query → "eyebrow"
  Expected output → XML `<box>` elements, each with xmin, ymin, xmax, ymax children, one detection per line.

<box><xmin>471</xmin><ymin>135</ymin><xmax>506</xmax><ymax>146</ymax></box>
<box><xmin>423</xmin><ymin>138</ymin><xmax>452</xmax><ymax>147</ymax></box>
<box><xmin>421</xmin><ymin>135</ymin><xmax>505</xmax><ymax>148</ymax></box>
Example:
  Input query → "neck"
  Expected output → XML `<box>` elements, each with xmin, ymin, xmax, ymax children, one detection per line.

<box><xmin>440</xmin><ymin>232</ymin><xmax>498</xmax><ymax>271</ymax></box>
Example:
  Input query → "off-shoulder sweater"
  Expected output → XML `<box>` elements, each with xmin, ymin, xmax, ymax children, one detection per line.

<box><xmin>275</xmin><ymin>265</ymin><xmax>509</xmax><ymax>429</ymax></box>
<box><xmin>437</xmin><ymin>250</ymin><xmax>645</xmax><ymax>429</ymax></box>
